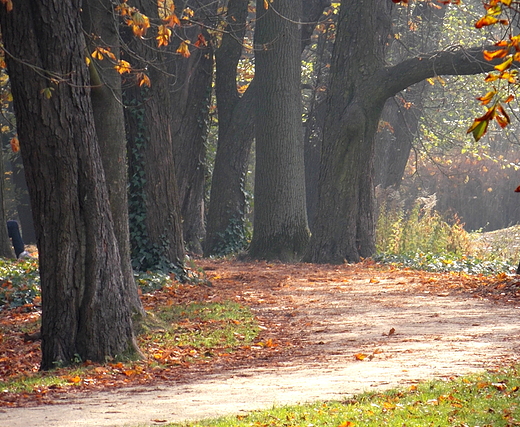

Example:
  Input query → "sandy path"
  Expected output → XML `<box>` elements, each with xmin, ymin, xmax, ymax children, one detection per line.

<box><xmin>1</xmin><ymin>262</ymin><xmax>519</xmax><ymax>427</ymax></box>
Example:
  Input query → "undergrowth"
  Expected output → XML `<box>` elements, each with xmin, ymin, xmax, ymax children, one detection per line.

<box><xmin>375</xmin><ymin>191</ymin><xmax>519</xmax><ymax>275</ymax></box>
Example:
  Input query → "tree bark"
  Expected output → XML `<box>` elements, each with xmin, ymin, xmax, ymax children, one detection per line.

<box><xmin>249</xmin><ymin>0</ymin><xmax>310</xmax><ymax>261</ymax></box>
<box><xmin>306</xmin><ymin>0</ymin><xmax>497</xmax><ymax>264</ymax></box>
<box><xmin>123</xmin><ymin>0</ymin><xmax>185</xmax><ymax>273</ymax></box>
<box><xmin>82</xmin><ymin>0</ymin><xmax>144</xmax><ymax>316</ymax></box>
<box><xmin>204</xmin><ymin>0</ymin><xmax>253</xmax><ymax>256</ymax></box>
<box><xmin>375</xmin><ymin>3</ymin><xmax>446</xmax><ymax>189</ymax></box>
<box><xmin>0</xmin><ymin>0</ymin><xmax>139</xmax><ymax>369</ymax></box>
<box><xmin>205</xmin><ymin>0</ymin><xmax>329</xmax><ymax>257</ymax></box>
<box><xmin>168</xmin><ymin>0</ymin><xmax>215</xmax><ymax>255</ymax></box>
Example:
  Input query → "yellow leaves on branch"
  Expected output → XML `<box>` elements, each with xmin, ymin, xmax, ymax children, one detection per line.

<box><xmin>117</xmin><ymin>0</ymin><xmax>181</xmax><ymax>46</ymax></box>
<box><xmin>128</xmin><ymin>11</ymin><xmax>150</xmax><ymax>38</ymax></box>
<box><xmin>475</xmin><ymin>0</ymin><xmax>511</xmax><ymax>28</ymax></box>
<box><xmin>137</xmin><ymin>72</ymin><xmax>151</xmax><ymax>87</ymax></box>
<box><xmin>467</xmin><ymin>101</ymin><xmax>511</xmax><ymax>142</ymax></box>
<box><xmin>115</xmin><ymin>60</ymin><xmax>132</xmax><ymax>74</ymax></box>
<box><xmin>469</xmin><ymin>0</ymin><xmax>520</xmax><ymax>141</ymax></box>
<box><xmin>91</xmin><ymin>47</ymin><xmax>117</xmax><ymax>62</ymax></box>
<box><xmin>157</xmin><ymin>25</ymin><xmax>172</xmax><ymax>48</ymax></box>
<box><xmin>176</xmin><ymin>41</ymin><xmax>191</xmax><ymax>58</ymax></box>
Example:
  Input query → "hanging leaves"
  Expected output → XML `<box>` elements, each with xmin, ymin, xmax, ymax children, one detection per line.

<box><xmin>9</xmin><ymin>136</ymin><xmax>19</xmax><ymax>153</ymax></box>
<box><xmin>156</xmin><ymin>25</ymin><xmax>172</xmax><ymax>47</ymax></box>
<box><xmin>115</xmin><ymin>60</ymin><xmax>132</xmax><ymax>74</ymax></box>
<box><xmin>91</xmin><ymin>47</ymin><xmax>117</xmax><ymax>62</ymax></box>
<box><xmin>176</xmin><ymin>41</ymin><xmax>191</xmax><ymax>58</ymax></box>
<box><xmin>468</xmin><ymin>0</ymin><xmax>520</xmax><ymax>141</ymax></box>
<box><xmin>137</xmin><ymin>72</ymin><xmax>151</xmax><ymax>87</ymax></box>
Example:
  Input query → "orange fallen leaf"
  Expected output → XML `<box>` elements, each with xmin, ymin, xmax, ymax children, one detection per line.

<box><xmin>354</xmin><ymin>353</ymin><xmax>367</xmax><ymax>360</ymax></box>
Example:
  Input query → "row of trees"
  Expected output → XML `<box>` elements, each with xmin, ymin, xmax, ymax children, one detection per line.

<box><xmin>0</xmin><ymin>0</ymin><xmax>511</xmax><ymax>367</ymax></box>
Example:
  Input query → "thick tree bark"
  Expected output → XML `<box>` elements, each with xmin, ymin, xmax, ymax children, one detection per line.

<box><xmin>169</xmin><ymin>0</ymin><xmax>215</xmax><ymax>255</ymax></box>
<box><xmin>304</xmin><ymin>19</ymin><xmax>333</xmax><ymax>230</ymax></box>
<box><xmin>0</xmin><ymin>0</ymin><xmax>139</xmax><ymax>369</ymax></box>
<box><xmin>249</xmin><ymin>0</ymin><xmax>310</xmax><ymax>261</ymax></box>
<box><xmin>306</xmin><ymin>0</ymin><xmax>497</xmax><ymax>264</ymax></box>
<box><xmin>123</xmin><ymin>0</ymin><xmax>185</xmax><ymax>273</ymax></box>
<box><xmin>82</xmin><ymin>0</ymin><xmax>144</xmax><ymax>316</ymax></box>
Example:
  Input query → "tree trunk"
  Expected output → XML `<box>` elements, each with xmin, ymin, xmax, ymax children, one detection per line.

<box><xmin>205</xmin><ymin>0</ymin><xmax>329</xmax><ymax>257</ymax></box>
<box><xmin>249</xmin><ymin>0</ymin><xmax>310</xmax><ymax>261</ymax></box>
<box><xmin>0</xmin><ymin>0</ymin><xmax>139</xmax><ymax>369</ymax></box>
<box><xmin>82</xmin><ymin>0</ymin><xmax>144</xmax><ymax>316</ymax></box>
<box><xmin>123</xmin><ymin>0</ymin><xmax>185</xmax><ymax>273</ymax></box>
<box><xmin>204</xmin><ymin>0</ymin><xmax>253</xmax><ymax>257</ymax></box>
<box><xmin>375</xmin><ymin>3</ymin><xmax>447</xmax><ymax>189</ymax></box>
<box><xmin>169</xmin><ymin>0</ymin><xmax>215</xmax><ymax>255</ymax></box>
<box><xmin>304</xmin><ymin>19</ymin><xmax>333</xmax><ymax>230</ymax></box>
<box><xmin>306</xmin><ymin>0</ymin><xmax>498</xmax><ymax>264</ymax></box>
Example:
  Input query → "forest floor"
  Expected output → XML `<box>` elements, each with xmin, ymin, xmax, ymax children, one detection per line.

<box><xmin>1</xmin><ymin>258</ymin><xmax>520</xmax><ymax>427</ymax></box>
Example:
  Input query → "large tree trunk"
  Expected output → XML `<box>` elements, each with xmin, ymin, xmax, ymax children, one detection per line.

<box><xmin>0</xmin><ymin>0</ymin><xmax>139</xmax><ymax>369</ymax></box>
<box><xmin>249</xmin><ymin>0</ymin><xmax>310</xmax><ymax>261</ymax></box>
<box><xmin>82</xmin><ymin>0</ymin><xmax>144</xmax><ymax>316</ymax></box>
<box><xmin>123</xmin><ymin>0</ymin><xmax>185</xmax><ymax>273</ymax></box>
<box><xmin>305</xmin><ymin>0</ymin><xmax>392</xmax><ymax>263</ymax></box>
<box><xmin>169</xmin><ymin>0</ymin><xmax>215</xmax><ymax>255</ymax></box>
<box><xmin>306</xmin><ymin>0</ymin><xmax>498</xmax><ymax>264</ymax></box>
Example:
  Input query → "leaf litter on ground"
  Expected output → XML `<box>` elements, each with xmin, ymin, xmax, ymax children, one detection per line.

<box><xmin>1</xmin><ymin>256</ymin><xmax>520</xmax><ymax>408</ymax></box>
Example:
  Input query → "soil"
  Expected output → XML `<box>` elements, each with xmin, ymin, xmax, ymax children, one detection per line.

<box><xmin>1</xmin><ymin>259</ymin><xmax>520</xmax><ymax>427</ymax></box>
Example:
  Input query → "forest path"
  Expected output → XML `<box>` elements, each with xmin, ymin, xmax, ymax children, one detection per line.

<box><xmin>1</xmin><ymin>260</ymin><xmax>519</xmax><ymax>427</ymax></box>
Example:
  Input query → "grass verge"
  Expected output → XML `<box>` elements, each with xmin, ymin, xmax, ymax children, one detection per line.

<box><xmin>168</xmin><ymin>366</ymin><xmax>520</xmax><ymax>427</ymax></box>
<box><xmin>0</xmin><ymin>297</ymin><xmax>260</xmax><ymax>399</ymax></box>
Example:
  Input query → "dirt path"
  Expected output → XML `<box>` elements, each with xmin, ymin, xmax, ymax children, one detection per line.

<box><xmin>1</xmin><ymin>261</ymin><xmax>519</xmax><ymax>427</ymax></box>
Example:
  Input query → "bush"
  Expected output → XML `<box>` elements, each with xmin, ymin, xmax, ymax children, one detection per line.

<box><xmin>376</xmin><ymin>191</ymin><xmax>472</xmax><ymax>257</ymax></box>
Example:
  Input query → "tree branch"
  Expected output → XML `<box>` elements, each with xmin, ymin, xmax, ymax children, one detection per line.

<box><xmin>380</xmin><ymin>45</ymin><xmax>502</xmax><ymax>100</ymax></box>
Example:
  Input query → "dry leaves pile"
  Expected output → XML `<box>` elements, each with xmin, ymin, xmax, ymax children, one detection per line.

<box><xmin>1</xmin><ymin>259</ymin><xmax>519</xmax><ymax>408</ymax></box>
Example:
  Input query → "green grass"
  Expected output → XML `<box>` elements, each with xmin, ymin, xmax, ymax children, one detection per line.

<box><xmin>165</xmin><ymin>366</ymin><xmax>520</xmax><ymax>427</ymax></box>
<box><xmin>0</xmin><ymin>300</ymin><xmax>260</xmax><ymax>394</ymax></box>
<box><xmin>0</xmin><ymin>368</ymin><xmax>85</xmax><ymax>394</ymax></box>
<box><xmin>140</xmin><ymin>301</ymin><xmax>259</xmax><ymax>360</ymax></box>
